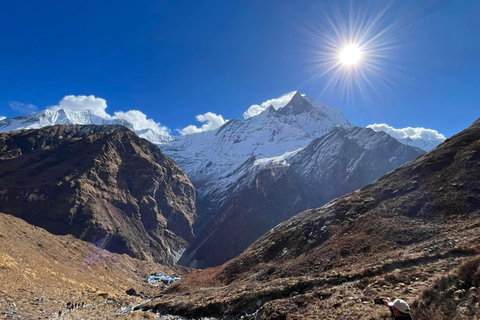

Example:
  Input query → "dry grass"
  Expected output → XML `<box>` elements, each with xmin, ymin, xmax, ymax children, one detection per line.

<box><xmin>413</xmin><ymin>257</ymin><xmax>480</xmax><ymax>320</ymax></box>
<box><xmin>0</xmin><ymin>213</ymin><xmax>188</xmax><ymax>319</ymax></box>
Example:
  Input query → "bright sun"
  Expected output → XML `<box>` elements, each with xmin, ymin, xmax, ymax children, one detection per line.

<box><xmin>340</xmin><ymin>45</ymin><xmax>362</xmax><ymax>65</ymax></box>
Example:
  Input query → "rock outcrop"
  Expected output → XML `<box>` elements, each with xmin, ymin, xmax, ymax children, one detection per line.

<box><xmin>0</xmin><ymin>125</ymin><xmax>196</xmax><ymax>265</ymax></box>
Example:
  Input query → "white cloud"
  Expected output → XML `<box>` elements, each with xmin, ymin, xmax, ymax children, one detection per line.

<box><xmin>243</xmin><ymin>91</ymin><xmax>297</xmax><ymax>119</ymax></box>
<box><xmin>179</xmin><ymin>112</ymin><xmax>227</xmax><ymax>135</ymax></box>
<box><xmin>49</xmin><ymin>95</ymin><xmax>171</xmax><ymax>136</ymax></box>
<box><xmin>9</xmin><ymin>101</ymin><xmax>39</xmax><ymax>114</ymax></box>
<box><xmin>49</xmin><ymin>95</ymin><xmax>110</xmax><ymax>118</ymax></box>
<box><xmin>367</xmin><ymin>123</ymin><xmax>446</xmax><ymax>150</ymax></box>
<box><xmin>0</xmin><ymin>116</ymin><xmax>6</xmax><ymax>121</ymax></box>
<box><xmin>367</xmin><ymin>123</ymin><xmax>446</xmax><ymax>140</ymax></box>
<box><xmin>113</xmin><ymin>110</ymin><xmax>170</xmax><ymax>136</ymax></box>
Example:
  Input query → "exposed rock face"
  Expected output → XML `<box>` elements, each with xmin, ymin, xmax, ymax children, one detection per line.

<box><xmin>0</xmin><ymin>125</ymin><xmax>196</xmax><ymax>265</ymax></box>
<box><xmin>180</xmin><ymin>126</ymin><xmax>425</xmax><ymax>268</ymax></box>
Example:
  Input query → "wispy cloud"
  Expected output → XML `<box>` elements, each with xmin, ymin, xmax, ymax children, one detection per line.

<box><xmin>48</xmin><ymin>95</ymin><xmax>171</xmax><ymax>136</ymax></box>
<box><xmin>9</xmin><ymin>101</ymin><xmax>39</xmax><ymax>114</ymax></box>
<box><xmin>179</xmin><ymin>112</ymin><xmax>227</xmax><ymax>135</ymax></box>
<box><xmin>243</xmin><ymin>91</ymin><xmax>297</xmax><ymax>119</ymax></box>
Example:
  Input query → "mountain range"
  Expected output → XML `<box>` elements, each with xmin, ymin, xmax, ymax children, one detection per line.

<box><xmin>0</xmin><ymin>92</ymin><xmax>432</xmax><ymax>268</ymax></box>
<box><xmin>179</xmin><ymin>124</ymin><xmax>425</xmax><ymax>268</ymax></box>
<box><xmin>0</xmin><ymin>92</ymin><xmax>478</xmax><ymax>319</ymax></box>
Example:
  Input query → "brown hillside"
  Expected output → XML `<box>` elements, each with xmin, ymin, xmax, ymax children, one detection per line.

<box><xmin>0</xmin><ymin>125</ymin><xmax>196</xmax><ymax>265</ymax></box>
<box><xmin>136</xmin><ymin>118</ymin><xmax>480</xmax><ymax>319</ymax></box>
<box><xmin>0</xmin><ymin>212</ymin><xmax>189</xmax><ymax>319</ymax></box>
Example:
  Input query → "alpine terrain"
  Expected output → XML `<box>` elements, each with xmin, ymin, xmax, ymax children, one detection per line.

<box><xmin>135</xmin><ymin>117</ymin><xmax>480</xmax><ymax>320</ymax></box>
<box><xmin>0</xmin><ymin>96</ymin><xmax>476</xmax><ymax>320</ymax></box>
<box><xmin>0</xmin><ymin>212</ymin><xmax>189</xmax><ymax>319</ymax></box>
<box><xmin>0</xmin><ymin>92</ymin><xmax>431</xmax><ymax>269</ymax></box>
<box><xmin>178</xmin><ymin>125</ymin><xmax>425</xmax><ymax>268</ymax></box>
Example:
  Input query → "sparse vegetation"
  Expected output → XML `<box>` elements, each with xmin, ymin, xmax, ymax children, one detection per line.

<box><xmin>413</xmin><ymin>257</ymin><xmax>480</xmax><ymax>320</ymax></box>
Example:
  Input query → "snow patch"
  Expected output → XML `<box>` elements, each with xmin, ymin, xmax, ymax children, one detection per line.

<box><xmin>254</xmin><ymin>148</ymin><xmax>303</xmax><ymax>169</ymax></box>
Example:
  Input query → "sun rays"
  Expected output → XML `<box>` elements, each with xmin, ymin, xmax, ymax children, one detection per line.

<box><xmin>303</xmin><ymin>1</ymin><xmax>401</xmax><ymax>102</ymax></box>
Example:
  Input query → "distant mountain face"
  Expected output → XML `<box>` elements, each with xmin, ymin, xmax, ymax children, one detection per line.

<box><xmin>396</xmin><ymin>136</ymin><xmax>440</xmax><ymax>152</ymax></box>
<box><xmin>0</xmin><ymin>125</ymin><xmax>196</xmax><ymax>265</ymax></box>
<box><xmin>179</xmin><ymin>125</ymin><xmax>425</xmax><ymax>268</ymax></box>
<box><xmin>161</xmin><ymin>92</ymin><xmax>352</xmax><ymax>211</ymax></box>
<box><xmin>0</xmin><ymin>109</ymin><xmax>129</xmax><ymax>131</ymax></box>
<box><xmin>0</xmin><ymin>108</ymin><xmax>174</xmax><ymax>144</ymax></box>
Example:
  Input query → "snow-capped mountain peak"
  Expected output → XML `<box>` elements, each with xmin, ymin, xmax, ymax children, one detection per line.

<box><xmin>275</xmin><ymin>91</ymin><xmax>312</xmax><ymax>115</ymax></box>
<box><xmin>0</xmin><ymin>108</ymin><xmax>131</xmax><ymax>133</ymax></box>
<box><xmin>0</xmin><ymin>108</ymin><xmax>176</xmax><ymax>144</ymax></box>
<box><xmin>160</xmin><ymin>92</ymin><xmax>352</xmax><ymax>209</ymax></box>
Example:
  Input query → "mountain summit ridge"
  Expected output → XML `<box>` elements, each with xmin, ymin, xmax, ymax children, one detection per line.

<box><xmin>161</xmin><ymin>92</ymin><xmax>352</xmax><ymax>203</ymax></box>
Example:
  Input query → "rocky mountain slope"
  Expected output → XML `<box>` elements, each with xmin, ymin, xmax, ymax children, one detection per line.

<box><xmin>0</xmin><ymin>212</ymin><xmax>189</xmax><ymax>319</ymax></box>
<box><xmin>0</xmin><ymin>125</ymin><xmax>196</xmax><ymax>265</ymax></box>
<box><xmin>134</xmin><ymin>117</ymin><xmax>480</xmax><ymax>319</ymax></box>
<box><xmin>180</xmin><ymin>125</ymin><xmax>425</xmax><ymax>268</ymax></box>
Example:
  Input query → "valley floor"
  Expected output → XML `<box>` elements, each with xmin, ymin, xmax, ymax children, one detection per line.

<box><xmin>1</xmin><ymin>216</ymin><xmax>479</xmax><ymax>319</ymax></box>
<box><xmin>136</xmin><ymin>216</ymin><xmax>480</xmax><ymax>320</ymax></box>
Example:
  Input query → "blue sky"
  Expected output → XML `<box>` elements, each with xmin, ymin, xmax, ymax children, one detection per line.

<box><xmin>1</xmin><ymin>0</ymin><xmax>479</xmax><ymax>138</ymax></box>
